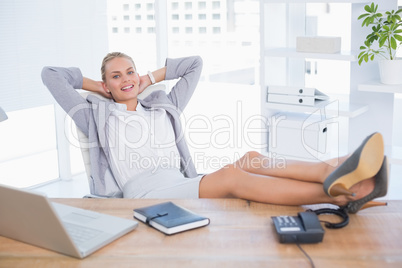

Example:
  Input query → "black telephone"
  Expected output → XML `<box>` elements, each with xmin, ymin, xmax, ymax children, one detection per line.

<box><xmin>272</xmin><ymin>212</ymin><xmax>324</xmax><ymax>244</ymax></box>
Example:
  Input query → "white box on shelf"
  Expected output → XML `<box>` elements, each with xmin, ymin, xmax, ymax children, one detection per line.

<box><xmin>296</xmin><ymin>36</ymin><xmax>341</xmax><ymax>54</ymax></box>
<box><xmin>268</xmin><ymin>112</ymin><xmax>332</xmax><ymax>160</ymax></box>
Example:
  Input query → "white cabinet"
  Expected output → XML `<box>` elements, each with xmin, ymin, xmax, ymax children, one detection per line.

<box><xmin>260</xmin><ymin>0</ymin><xmax>401</xmax><ymax>164</ymax></box>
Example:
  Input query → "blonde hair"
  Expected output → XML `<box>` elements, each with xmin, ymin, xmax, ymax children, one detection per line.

<box><xmin>101</xmin><ymin>52</ymin><xmax>136</xmax><ymax>82</ymax></box>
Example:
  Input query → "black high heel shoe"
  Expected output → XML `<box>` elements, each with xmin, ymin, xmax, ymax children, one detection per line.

<box><xmin>323</xmin><ymin>132</ymin><xmax>384</xmax><ymax>197</ymax></box>
<box><xmin>343</xmin><ymin>156</ymin><xmax>388</xmax><ymax>214</ymax></box>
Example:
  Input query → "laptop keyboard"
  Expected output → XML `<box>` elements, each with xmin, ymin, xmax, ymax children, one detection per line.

<box><xmin>63</xmin><ymin>222</ymin><xmax>103</xmax><ymax>245</ymax></box>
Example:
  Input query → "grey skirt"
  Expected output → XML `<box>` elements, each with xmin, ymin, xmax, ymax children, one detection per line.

<box><xmin>122</xmin><ymin>168</ymin><xmax>204</xmax><ymax>199</ymax></box>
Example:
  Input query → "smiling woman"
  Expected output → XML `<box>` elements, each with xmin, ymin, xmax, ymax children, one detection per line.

<box><xmin>42</xmin><ymin>55</ymin><xmax>203</xmax><ymax>197</ymax></box>
<box><xmin>41</xmin><ymin>53</ymin><xmax>388</xmax><ymax>215</ymax></box>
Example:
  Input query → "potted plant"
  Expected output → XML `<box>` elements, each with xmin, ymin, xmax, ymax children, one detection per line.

<box><xmin>358</xmin><ymin>2</ymin><xmax>402</xmax><ymax>84</ymax></box>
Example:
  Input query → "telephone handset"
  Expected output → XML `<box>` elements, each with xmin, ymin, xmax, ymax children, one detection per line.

<box><xmin>272</xmin><ymin>211</ymin><xmax>324</xmax><ymax>243</ymax></box>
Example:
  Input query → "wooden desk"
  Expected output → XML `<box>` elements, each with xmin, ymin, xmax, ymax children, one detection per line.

<box><xmin>0</xmin><ymin>199</ymin><xmax>401</xmax><ymax>268</ymax></box>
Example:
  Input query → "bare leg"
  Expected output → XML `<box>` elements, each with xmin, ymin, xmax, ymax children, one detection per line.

<box><xmin>199</xmin><ymin>159</ymin><xmax>375</xmax><ymax>206</ymax></box>
<box><xmin>233</xmin><ymin>151</ymin><xmax>347</xmax><ymax>184</ymax></box>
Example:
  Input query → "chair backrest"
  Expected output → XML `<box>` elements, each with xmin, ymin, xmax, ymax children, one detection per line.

<box><xmin>76</xmin><ymin>84</ymin><xmax>167</xmax><ymax>183</ymax></box>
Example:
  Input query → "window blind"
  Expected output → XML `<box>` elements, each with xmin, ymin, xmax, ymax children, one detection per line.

<box><xmin>0</xmin><ymin>0</ymin><xmax>108</xmax><ymax>112</ymax></box>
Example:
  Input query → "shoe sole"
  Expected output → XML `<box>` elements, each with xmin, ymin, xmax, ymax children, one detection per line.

<box><xmin>324</xmin><ymin>132</ymin><xmax>384</xmax><ymax>197</ymax></box>
<box><xmin>376</xmin><ymin>156</ymin><xmax>389</xmax><ymax>198</ymax></box>
<box><xmin>347</xmin><ymin>156</ymin><xmax>389</xmax><ymax>213</ymax></box>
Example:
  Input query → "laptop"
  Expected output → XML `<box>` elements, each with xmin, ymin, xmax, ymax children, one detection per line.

<box><xmin>0</xmin><ymin>184</ymin><xmax>138</xmax><ymax>259</ymax></box>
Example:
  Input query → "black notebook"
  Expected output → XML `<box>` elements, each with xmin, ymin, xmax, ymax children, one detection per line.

<box><xmin>133</xmin><ymin>202</ymin><xmax>210</xmax><ymax>235</ymax></box>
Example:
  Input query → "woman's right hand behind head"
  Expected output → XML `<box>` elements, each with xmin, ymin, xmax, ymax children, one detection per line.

<box><xmin>82</xmin><ymin>77</ymin><xmax>113</xmax><ymax>99</ymax></box>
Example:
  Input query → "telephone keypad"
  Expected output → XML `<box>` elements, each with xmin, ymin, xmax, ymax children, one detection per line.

<box><xmin>276</xmin><ymin>216</ymin><xmax>301</xmax><ymax>232</ymax></box>
<box><xmin>272</xmin><ymin>212</ymin><xmax>324</xmax><ymax>244</ymax></box>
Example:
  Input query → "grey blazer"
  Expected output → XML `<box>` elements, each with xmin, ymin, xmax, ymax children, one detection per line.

<box><xmin>41</xmin><ymin>56</ymin><xmax>203</xmax><ymax>196</ymax></box>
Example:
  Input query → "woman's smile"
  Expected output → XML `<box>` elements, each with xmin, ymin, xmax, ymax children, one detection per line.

<box><xmin>121</xmin><ymin>84</ymin><xmax>134</xmax><ymax>92</ymax></box>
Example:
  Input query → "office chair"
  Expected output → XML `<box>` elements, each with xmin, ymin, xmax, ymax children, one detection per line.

<box><xmin>75</xmin><ymin>84</ymin><xmax>167</xmax><ymax>198</ymax></box>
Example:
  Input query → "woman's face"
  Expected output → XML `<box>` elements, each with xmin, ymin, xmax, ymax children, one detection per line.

<box><xmin>102</xmin><ymin>57</ymin><xmax>140</xmax><ymax>105</ymax></box>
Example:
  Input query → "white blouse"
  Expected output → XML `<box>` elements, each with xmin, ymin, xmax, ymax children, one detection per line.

<box><xmin>106</xmin><ymin>102</ymin><xmax>181</xmax><ymax>189</ymax></box>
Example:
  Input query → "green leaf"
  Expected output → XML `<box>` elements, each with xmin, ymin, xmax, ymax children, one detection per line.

<box><xmin>368</xmin><ymin>35</ymin><xmax>378</xmax><ymax>43</ymax></box>
<box><xmin>379</xmin><ymin>36</ymin><xmax>386</xmax><ymax>47</ymax></box>
<box><xmin>358</xmin><ymin>13</ymin><xmax>370</xmax><ymax>20</ymax></box>
<box><xmin>364</xmin><ymin>54</ymin><xmax>369</xmax><ymax>62</ymax></box>
<box><xmin>360</xmin><ymin>46</ymin><xmax>367</xmax><ymax>50</ymax></box>
<box><xmin>394</xmin><ymin>34</ymin><xmax>402</xmax><ymax>41</ymax></box>
<box><xmin>358</xmin><ymin>51</ymin><xmax>366</xmax><ymax>58</ymax></box>
<box><xmin>359</xmin><ymin>57</ymin><xmax>364</xmax><ymax>65</ymax></box>
<box><xmin>371</xmin><ymin>54</ymin><xmax>375</xmax><ymax>61</ymax></box>
<box><xmin>362</xmin><ymin>17</ymin><xmax>370</xmax><ymax>27</ymax></box>
<box><xmin>365</xmin><ymin>4</ymin><xmax>371</xmax><ymax>13</ymax></box>
<box><xmin>383</xmin><ymin>25</ymin><xmax>390</xmax><ymax>31</ymax></box>
<box><xmin>391</xmin><ymin>37</ymin><xmax>397</xmax><ymax>49</ymax></box>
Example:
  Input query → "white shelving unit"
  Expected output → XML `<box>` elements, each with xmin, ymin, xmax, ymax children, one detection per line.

<box><xmin>359</xmin><ymin>82</ymin><xmax>402</xmax><ymax>94</ymax></box>
<box><xmin>263</xmin><ymin>0</ymin><xmax>372</xmax><ymax>3</ymax></box>
<box><xmin>359</xmin><ymin>82</ymin><xmax>402</xmax><ymax>165</ymax></box>
<box><xmin>260</xmin><ymin>0</ymin><xmax>400</xmax><ymax>163</ymax></box>
<box><xmin>262</xmin><ymin>98</ymin><xmax>368</xmax><ymax>118</ymax></box>
<box><xmin>264</xmin><ymin>48</ymin><xmax>358</xmax><ymax>61</ymax></box>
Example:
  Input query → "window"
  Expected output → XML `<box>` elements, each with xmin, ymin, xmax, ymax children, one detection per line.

<box><xmin>172</xmin><ymin>14</ymin><xmax>179</xmax><ymax>20</ymax></box>
<box><xmin>0</xmin><ymin>0</ymin><xmax>109</xmax><ymax>188</ymax></box>
<box><xmin>108</xmin><ymin>0</ymin><xmax>157</xmax><ymax>74</ymax></box>
<box><xmin>212</xmin><ymin>14</ymin><xmax>220</xmax><ymax>20</ymax></box>
<box><xmin>0</xmin><ymin>106</ymin><xmax>58</xmax><ymax>188</ymax></box>
<box><xmin>123</xmin><ymin>4</ymin><xmax>129</xmax><ymax>11</ymax></box>
<box><xmin>172</xmin><ymin>27</ymin><xmax>179</xmax><ymax>33</ymax></box>
<box><xmin>124</xmin><ymin>15</ymin><xmax>129</xmax><ymax>21</ymax></box>
<box><xmin>112</xmin><ymin>27</ymin><xmax>118</xmax><ymax>33</ymax></box>
<box><xmin>166</xmin><ymin>0</ymin><xmax>261</xmax><ymax>172</ymax></box>
<box><xmin>172</xmin><ymin>2</ymin><xmax>179</xmax><ymax>10</ymax></box>
<box><xmin>213</xmin><ymin>27</ymin><xmax>221</xmax><ymax>34</ymax></box>
<box><xmin>185</xmin><ymin>14</ymin><xmax>192</xmax><ymax>20</ymax></box>
<box><xmin>185</xmin><ymin>2</ymin><xmax>192</xmax><ymax>10</ymax></box>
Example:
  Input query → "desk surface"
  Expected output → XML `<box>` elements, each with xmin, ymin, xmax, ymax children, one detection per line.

<box><xmin>0</xmin><ymin>198</ymin><xmax>401</xmax><ymax>268</ymax></box>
